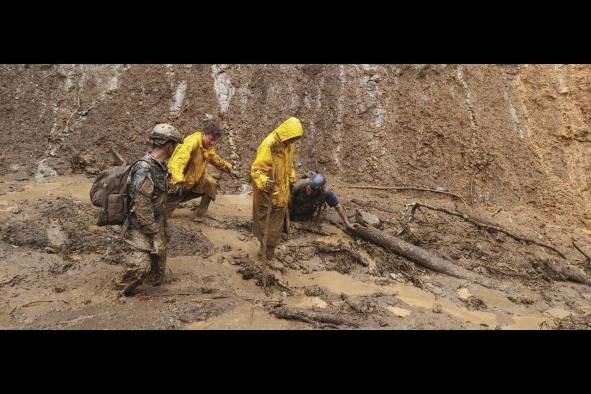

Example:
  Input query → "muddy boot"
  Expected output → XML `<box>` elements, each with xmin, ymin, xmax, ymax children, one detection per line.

<box><xmin>266</xmin><ymin>246</ymin><xmax>276</xmax><ymax>260</ymax></box>
<box><xmin>148</xmin><ymin>275</ymin><xmax>163</xmax><ymax>287</ymax></box>
<box><xmin>118</xmin><ymin>284</ymin><xmax>137</xmax><ymax>297</ymax></box>
<box><xmin>192</xmin><ymin>196</ymin><xmax>212</xmax><ymax>221</ymax></box>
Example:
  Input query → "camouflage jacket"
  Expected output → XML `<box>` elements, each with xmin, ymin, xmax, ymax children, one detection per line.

<box><xmin>127</xmin><ymin>153</ymin><xmax>169</xmax><ymax>240</ymax></box>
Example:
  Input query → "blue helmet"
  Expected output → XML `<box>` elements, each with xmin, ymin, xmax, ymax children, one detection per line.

<box><xmin>310</xmin><ymin>173</ymin><xmax>326</xmax><ymax>190</ymax></box>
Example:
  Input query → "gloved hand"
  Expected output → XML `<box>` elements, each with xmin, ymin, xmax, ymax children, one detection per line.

<box><xmin>151</xmin><ymin>233</ymin><xmax>166</xmax><ymax>256</ymax></box>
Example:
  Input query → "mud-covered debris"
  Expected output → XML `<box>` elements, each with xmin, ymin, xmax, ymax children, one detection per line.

<box><xmin>49</xmin><ymin>260</ymin><xmax>74</xmax><ymax>274</ymax></box>
<box><xmin>167</xmin><ymin>223</ymin><xmax>214</xmax><ymax>257</ymax></box>
<box><xmin>464</xmin><ymin>296</ymin><xmax>487</xmax><ymax>311</ymax></box>
<box><xmin>233</xmin><ymin>254</ymin><xmax>291</xmax><ymax>294</ymax></box>
<box><xmin>508</xmin><ymin>296</ymin><xmax>535</xmax><ymax>305</ymax></box>
<box><xmin>304</xmin><ymin>285</ymin><xmax>329</xmax><ymax>298</ymax></box>
<box><xmin>270</xmin><ymin>305</ymin><xmax>359</xmax><ymax>328</ymax></box>
<box><xmin>0</xmin><ymin>274</ymin><xmax>24</xmax><ymax>288</ymax></box>
<box><xmin>344</xmin><ymin>296</ymin><xmax>376</xmax><ymax>314</ymax></box>
<box><xmin>554</xmin><ymin>314</ymin><xmax>591</xmax><ymax>329</ymax></box>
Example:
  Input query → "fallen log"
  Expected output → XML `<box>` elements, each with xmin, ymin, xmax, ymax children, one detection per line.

<box><xmin>406</xmin><ymin>202</ymin><xmax>566</xmax><ymax>259</ymax></box>
<box><xmin>270</xmin><ymin>305</ymin><xmax>358</xmax><ymax>328</ymax></box>
<box><xmin>352</xmin><ymin>224</ymin><xmax>467</xmax><ymax>279</ymax></box>
<box><xmin>329</xmin><ymin>214</ymin><xmax>499</xmax><ymax>287</ymax></box>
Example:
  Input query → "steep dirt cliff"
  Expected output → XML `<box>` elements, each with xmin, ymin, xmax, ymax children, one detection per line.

<box><xmin>2</xmin><ymin>64</ymin><xmax>589</xmax><ymax>228</ymax></box>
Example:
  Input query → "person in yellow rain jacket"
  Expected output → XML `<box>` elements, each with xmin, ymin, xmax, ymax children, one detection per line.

<box><xmin>166</xmin><ymin>120</ymin><xmax>239</xmax><ymax>219</ymax></box>
<box><xmin>250</xmin><ymin>117</ymin><xmax>303</xmax><ymax>260</ymax></box>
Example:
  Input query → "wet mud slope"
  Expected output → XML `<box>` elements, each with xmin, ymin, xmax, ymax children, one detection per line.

<box><xmin>1</xmin><ymin>175</ymin><xmax>590</xmax><ymax>330</ymax></box>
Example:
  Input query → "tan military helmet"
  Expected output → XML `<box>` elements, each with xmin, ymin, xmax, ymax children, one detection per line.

<box><xmin>148</xmin><ymin>123</ymin><xmax>183</xmax><ymax>145</ymax></box>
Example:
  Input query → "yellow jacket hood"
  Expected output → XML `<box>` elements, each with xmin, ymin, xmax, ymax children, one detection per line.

<box><xmin>273</xmin><ymin>117</ymin><xmax>303</xmax><ymax>142</ymax></box>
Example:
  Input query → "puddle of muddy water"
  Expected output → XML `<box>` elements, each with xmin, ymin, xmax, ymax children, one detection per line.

<box><xmin>1</xmin><ymin>176</ymin><xmax>91</xmax><ymax>202</ymax></box>
<box><xmin>208</xmin><ymin>194</ymin><xmax>252</xmax><ymax>219</ymax></box>
<box><xmin>283</xmin><ymin>270</ymin><xmax>506</xmax><ymax>328</ymax></box>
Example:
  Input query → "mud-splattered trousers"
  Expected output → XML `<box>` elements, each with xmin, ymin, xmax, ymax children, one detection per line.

<box><xmin>115</xmin><ymin>154</ymin><xmax>170</xmax><ymax>295</ymax></box>
<box><xmin>166</xmin><ymin>131</ymin><xmax>233</xmax><ymax>216</ymax></box>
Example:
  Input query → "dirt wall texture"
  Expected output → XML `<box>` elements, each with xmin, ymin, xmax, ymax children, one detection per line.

<box><xmin>1</xmin><ymin>64</ymin><xmax>590</xmax><ymax>227</ymax></box>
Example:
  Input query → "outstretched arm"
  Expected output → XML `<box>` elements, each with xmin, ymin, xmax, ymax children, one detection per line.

<box><xmin>335</xmin><ymin>204</ymin><xmax>354</xmax><ymax>230</ymax></box>
<box><xmin>206</xmin><ymin>147</ymin><xmax>233</xmax><ymax>173</ymax></box>
<box><xmin>325</xmin><ymin>190</ymin><xmax>353</xmax><ymax>230</ymax></box>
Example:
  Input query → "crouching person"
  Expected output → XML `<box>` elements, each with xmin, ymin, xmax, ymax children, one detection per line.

<box><xmin>289</xmin><ymin>173</ymin><xmax>354</xmax><ymax>230</ymax></box>
<box><xmin>115</xmin><ymin>124</ymin><xmax>182</xmax><ymax>297</ymax></box>
<box><xmin>166</xmin><ymin>119</ymin><xmax>238</xmax><ymax>220</ymax></box>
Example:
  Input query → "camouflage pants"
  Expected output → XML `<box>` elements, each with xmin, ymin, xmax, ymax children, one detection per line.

<box><xmin>116</xmin><ymin>250</ymin><xmax>167</xmax><ymax>295</ymax></box>
<box><xmin>115</xmin><ymin>228</ymin><xmax>167</xmax><ymax>295</ymax></box>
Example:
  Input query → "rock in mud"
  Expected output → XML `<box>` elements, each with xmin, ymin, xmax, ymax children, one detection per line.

<box><xmin>457</xmin><ymin>288</ymin><xmax>472</xmax><ymax>301</ymax></box>
<box><xmin>355</xmin><ymin>210</ymin><xmax>383</xmax><ymax>229</ymax></box>
<box><xmin>387</xmin><ymin>306</ymin><xmax>412</xmax><ymax>318</ymax></box>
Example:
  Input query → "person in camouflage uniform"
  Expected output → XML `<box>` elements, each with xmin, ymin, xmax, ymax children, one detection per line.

<box><xmin>115</xmin><ymin>123</ymin><xmax>182</xmax><ymax>297</ymax></box>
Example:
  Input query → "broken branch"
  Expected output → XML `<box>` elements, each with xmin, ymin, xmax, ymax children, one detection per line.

<box><xmin>344</xmin><ymin>185</ymin><xmax>468</xmax><ymax>207</ymax></box>
<box><xmin>270</xmin><ymin>305</ymin><xmax>359</xmax><ymax>328</ymax></box>
<box><xmin>407</xmin><ymin>202</ymin><xmax>566</xmax><ymax>259</ymax></box>
<box><xmin>110</xmin><ymin>147</ymin><xmax>126</xmax><ymax>166</ymax></box>
<box><xmin>10</xmin><ymin>299</ymin><xmax>70</xmax><ymax>315</ymax></box>
<box><xmin>571</xmin><ymin>238</ymin><xmax>591</xmax><ymax>263</ymax></box>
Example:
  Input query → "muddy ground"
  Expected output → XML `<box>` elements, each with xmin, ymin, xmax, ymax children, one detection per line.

<box><xmin>1</xmin><ymin>173</ymin><xmax>591</xmax><ymax>330</ymax></box>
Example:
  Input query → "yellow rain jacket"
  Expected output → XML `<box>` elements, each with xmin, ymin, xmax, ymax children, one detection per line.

<box><xmin>250</xmin><ymin>117</ymin><xmax>303</xmax><ymax>207</ymax></box>
<box><xmin>168</xmin><ymin>131</ymin><xmax>232</xmax><ymax>186</ymax></box>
